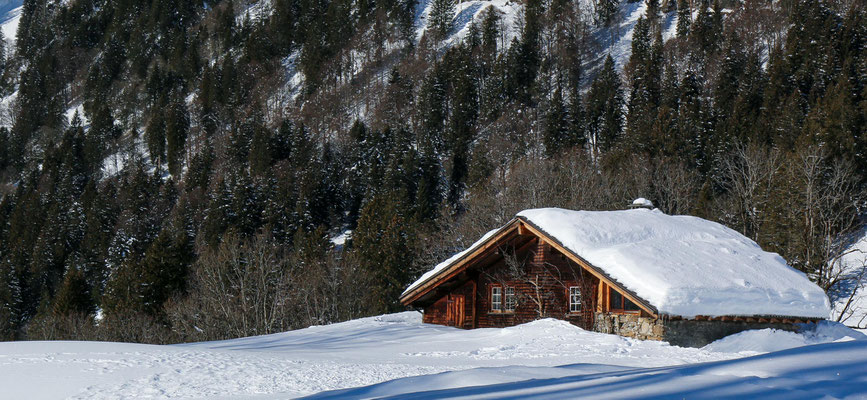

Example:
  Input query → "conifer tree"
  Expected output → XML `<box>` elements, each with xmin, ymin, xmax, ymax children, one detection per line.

<box><xmin>446</xmin><ymin>47</ymin><xmax>479</xmax><ymax>207</ymax></box>
<box><xmin>0</xmin><ymin>127</ymin><xmax>8</xmax><ymax>172</ymax></box>
<box><xmin>429</xmin><ymin>0</ymin><xmax>455</xmax><ymax>40</ymax></box>
<box><xmin>249</xmin><ymin>124</ymin><xmax>274</xmax><ymax>176</ymax></box>
<box><xmin>165</xmin><ymin>95</ymin><xmax>190</xmax><ymax>177</ymax></box>
<box><xmin>676</xmin><ymin>0</ymin><xmax>691</xmax><ymax>38</ymax></box>
<box><xmin>586</xmin><ymin>55</ymin><xmax>624</xmax><ymax>157</ymax></box>
<box><xmin>146</xmin><ymin>114</ymin><xmax>167</xmax><ymax>169</ymax></box>
<box><xmin>137</xmin><ymin>225</ymin><xmax>194</xmax><ymax>315</ymax></box>
<box><xmin>352</xmin><ymin>192</ymin><xmax>415</xmax><ymax>314</ymax></box>
<box><xmin>568</xmin><ymin>90</ymin><xmax>587</xmax><ymax>150</ymax></box>
<box><xmin>187</xmin><ymin>143</ymin><xmax>215</xmax><ymax>192</ymax></box>
<box><xmin>596</xmin><ymin>0</ymin><xmax>619</xmax><ymax>27</ymax></box>
<box><xmin>646</xmin><ymin>0</ymin><xmax>660</xmax><ymax>28</ymax></box>
<box><xmin>544</xmin><ymin>87</ymin><xmax>569</xmax><ymax>157</ymax></box>
<box><xmin>481</xmin><ymin>6</ymin><xmax>501</xmax><ymax>60</ymax></box>
<box><xmin>625</xmin><ymin>18</ymin><xmax>663</xmax><ymax>152</ymax></box>
<box><xmin>691</xmin><ymin>0</ymin><xmax>718</xmax><ymax>55</ymax></box>
<box><xmin>52</xmin><ymin>263</ymin><xmax>93</xmax><ymax>316</ymax></box>
<box><xmin>677</xmin><ymin>70</ymin><xmax>708</xmax><ymax>169</ymax></box>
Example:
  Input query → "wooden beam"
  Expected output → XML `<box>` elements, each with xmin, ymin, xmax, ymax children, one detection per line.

<box><xmin>597</xmin><ymin>282</ymin><xmax>605</xmax><ymax>312</ymax></box>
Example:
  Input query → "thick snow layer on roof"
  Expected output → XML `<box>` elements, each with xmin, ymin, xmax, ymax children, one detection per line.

<box><xmin>403</xmin><ymin>228</ymin><xmax>500</xmax><ymax>297</ymax></box>
<box><xmin>518</xmin><ymin>208</ymin><xmax>830</xmax><ymax>318</ymax></box>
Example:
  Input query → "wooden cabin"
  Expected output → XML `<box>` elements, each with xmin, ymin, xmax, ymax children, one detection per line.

<box><xmin>400</xmin><ymin>208</ymin><xmax>830</xmax><ymax>347</ymax></box>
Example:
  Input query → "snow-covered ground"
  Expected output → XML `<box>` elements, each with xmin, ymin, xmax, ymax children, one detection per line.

<box><xmin>832</xmin><ymin>227</ymin><xmax>867</xmax><ymax>333</ymax></box>
<box><xmin>0</xmin><ymin>312</ymin><xmax>864</xmax><ymax>399</ymax></box>
<box><xmin>313</xmin><ymin>339</ymin><xmax>867</xmax><ymax>399</ymax></box>
<box><xmin>0</xmin><ymin>2</ymin><xmax>20</xmax><ymax>44</ymax></box>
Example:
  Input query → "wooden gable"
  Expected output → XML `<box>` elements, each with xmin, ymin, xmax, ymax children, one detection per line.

<box><xmin>401</xmin><ymin>218</ymin><xmax>659</xmax><ymax>318</ymax></box>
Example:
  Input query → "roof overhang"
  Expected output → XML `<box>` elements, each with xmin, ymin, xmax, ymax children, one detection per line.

<box><xmin>399</xmin><ymin>218</ymin><xmax>523</xmax><ymax>306</ymax></box>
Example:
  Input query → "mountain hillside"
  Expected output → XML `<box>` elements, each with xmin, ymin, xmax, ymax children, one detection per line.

<box><xmin>0</xmin><ymin>0</ymin><xmax>864</xmax><ymax>342</ymax></box>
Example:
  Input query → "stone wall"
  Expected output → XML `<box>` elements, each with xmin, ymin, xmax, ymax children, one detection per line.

<box><xmin>662</xmin><ymin>319</ymin><xmax>805</xmax><ymax>348</ymax></box>
<box><xmin>594</xmin><ymin>313</ymin><xmax>665</xmax><ymax>341</ymax></box>
<box><xmin>594</xmin><ymin>312</ymin><xmax>814</xmax><ymax>347</ymax></box>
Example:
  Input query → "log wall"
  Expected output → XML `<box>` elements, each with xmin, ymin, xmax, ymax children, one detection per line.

<box><xmin>423</xmin><ymin>240</ymin><xmax>598</xmax><ymax>330</ymax></box>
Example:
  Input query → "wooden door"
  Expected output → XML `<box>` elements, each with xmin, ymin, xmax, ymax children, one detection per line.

<box><xmin>446</xmin><ymin>295</ymin><xmax>465</xmax><ymax>327</ymax></box>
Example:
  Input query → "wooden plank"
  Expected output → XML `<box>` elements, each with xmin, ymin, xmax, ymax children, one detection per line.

<box><xmin>471</xmin><ymin>279</ymin><xmax>477</xmax><ymax>329</ymax></box>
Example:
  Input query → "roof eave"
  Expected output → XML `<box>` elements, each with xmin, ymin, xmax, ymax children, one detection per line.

<box><xmin>399</xmin><ymin>218</ymin><xmax>522</xmax><ymax>306</ymax></box>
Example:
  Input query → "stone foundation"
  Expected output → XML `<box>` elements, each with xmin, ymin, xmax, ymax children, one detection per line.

<box><xmin>594</xmin><ymin>313</ymin><xmax>666</xmax><ymax>341</ymax></box>
<box><xmin>595</xmin><ymin>313</ymin><xmax>814</xmax><ymax>347</ymax></box>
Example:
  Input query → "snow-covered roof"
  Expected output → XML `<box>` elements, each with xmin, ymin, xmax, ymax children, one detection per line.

<box><xmin>405</xmin><ymin>208</ymin><xmax>831</xmax><ymax>319</ymax></box>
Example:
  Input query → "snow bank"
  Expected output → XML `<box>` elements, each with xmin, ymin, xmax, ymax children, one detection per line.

<box><xmin>831</xmin><ymin>228</ymin><xmax>867</xmax><ymax>331</ymax></box>
<box><xmin>0</xmin><ymin>312</ymin><xmax>745</xmax><ymax>398</ymax></box>
<box><xmin>2</xmin><ymin>312</ymin><xmax>860</xmax><ymax>399</ymax></box>
<box><xmin>518</xmin><ymin>208</ymin><xmax>830</xmax><ymax>318</ymax></box>
<box><xmin>703</xmin><ymin>321</ymin><xmax>866</xmax><ymax>354</ymax></box>
<box><xmin>311</xmin><ymin>340</ymin><xmax>867</xmax><ymax>399</ymax></box>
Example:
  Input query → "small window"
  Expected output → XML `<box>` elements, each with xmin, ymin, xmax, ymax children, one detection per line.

<box><xmin>491</xmin><ymin>286</ymin><xmax>502</xmax><ymax>311</ymax></box>
<box><xmin>624</xmin><ymin>298</ymin><xmax>641</xmax><ymax>311</ymax></box>
<box><xmin>569</xmin><ymin>287</ymin><xmax>581</xmax><ymax>313</ymax></box>
<box><xmin>610</xmin><ymin>289</ymin><xmax>623</xmax><ymax>310</ymax></box>
<box><xmin>505</xmin><ymin>287</ymin><xmax>517</xmax><ymax>312</ymax></box>
<box><xmin>609</xmin><ymin>287</ymin><xmax>640</xmax><ymax>312</ymax></box>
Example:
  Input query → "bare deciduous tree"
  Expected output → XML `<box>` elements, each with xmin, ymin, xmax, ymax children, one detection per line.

<box><xmin>833</xmin><ymin>255</ymin><xmax>867</xmax><ymax>329</ymax></box>
<box><xmin>166</xmin><ymin>233</ymin><xmax>293</xmax><ymax>341</ymax></box>
<box><xmin>782</xmin><ymin>147</ymin><xmax>864</xmax><ymax>291</ymax></box>
<box><xmin>717</xmin><ymin>143</ymin><xmax>782</xmax><ymax>243</ymax></box>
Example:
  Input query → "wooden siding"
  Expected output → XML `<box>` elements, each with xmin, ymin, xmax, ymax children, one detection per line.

<box><xmin>423</xmin><ymin>240</ymin><xmax>598</xmax><ymax>330</ymax></box>
<box><xmin>422</xmin><ymin>279</ymin><xmax>476</xmax><ymax>328</ymax></box>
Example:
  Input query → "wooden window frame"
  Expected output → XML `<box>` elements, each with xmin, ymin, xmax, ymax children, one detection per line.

<box><xmin>490</xmin><ymin>284</ymin><xmax>516</xmax><ymax>314</ymax></box>
<box><xmin>491</xmin><ymin>286</ymin><xmax>503</xmax><ymax>312</ymax></box>
<box><xmin>568</xmin><ymin>286</ymin><xmax>581</xmax><ymax>313</ymax></box>
<box><xmin>504</xmin><ymin>286</ymin><xmax>517</xmax><ymax>312</ymax></box>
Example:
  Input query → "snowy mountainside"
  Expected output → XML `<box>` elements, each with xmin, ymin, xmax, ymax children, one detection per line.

<box><xmin>0</xmin><ymin>3</ymin><xmax>20</xmax><ymax>128</ymax></box>
<box><xmin>414</xmin><ymin>0</ymin><xmax>680</xmax><ymax>73</ymax></box>
<box><xmin>0</xmin><ymin>312</ymin><xmax>863</xmax><ymax>399</ymax></box>
<box><xmin>415</xmin><ymin>0</ymin><xmax>521</xmax><ymax>49</ymax></box>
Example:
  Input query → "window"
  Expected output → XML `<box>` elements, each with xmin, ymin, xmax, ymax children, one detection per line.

<box><xmin>569</xmin><ymin>287</ymin><xmax>581</xmax><ymax>313</ymax></box>
<box><xmin>505</xmin><ymin>287</ymin><xmax>517</xmax><ymax>312</ymax></box>
<box><xmin>491</xmin><ymin>287</ymin><xmax>502</xmax><ymax>311</ymax></box>
<box><xmin>491</xmin><ymin>286</ymin><xmax>516</xmax><ymax>313</ymax></box>
<box><xmin>609</xmin><ymin>287</ymin><xmax>641</xmax><ymax>312</ymax></box>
